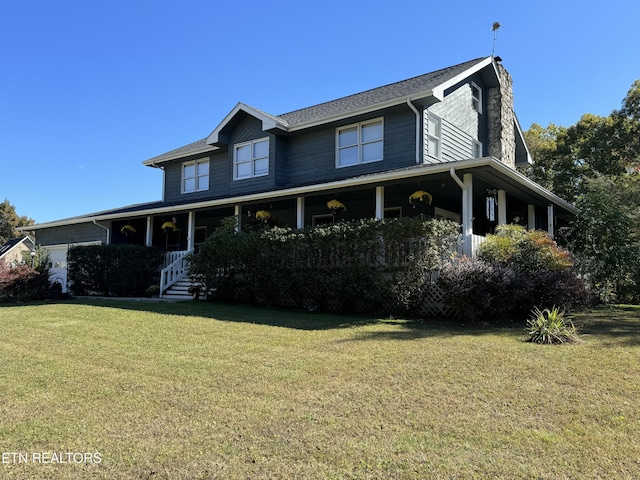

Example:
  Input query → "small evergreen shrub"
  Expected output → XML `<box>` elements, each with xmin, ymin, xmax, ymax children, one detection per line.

<box><xmin>526</xmin><ymin>306</ymin><xmax>580</xmax><ymax>344</ymax></box>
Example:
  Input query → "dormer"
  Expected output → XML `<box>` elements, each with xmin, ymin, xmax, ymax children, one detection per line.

<box><xmin>206</xmin><ymin>103</ymin><xmax>289</xmax><ymax>147</ymax></box>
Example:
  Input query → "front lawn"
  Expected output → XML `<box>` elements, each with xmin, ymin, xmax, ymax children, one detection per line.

<box><xmin>1</xmin><ymin>300</ymin><xmax>639</xmax><ymax>479</ymax></box>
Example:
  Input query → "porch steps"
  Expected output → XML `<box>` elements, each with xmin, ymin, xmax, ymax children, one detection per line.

<box><xmin>161</xmin><ymin>276</ymin><xmax>208</xmax><ymax>300</ymax></box>
<box><xmin>162</xmin><ymin>279</ymin><xmax>196</xmax><ymax>300</ymax></box>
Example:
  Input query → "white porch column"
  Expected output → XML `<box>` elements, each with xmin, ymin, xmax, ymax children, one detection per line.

<box><xmin>527</xmin><ymin>205</ymin><xmax>536</xmax><ymax>230</ymax></box>
<box><xmin>234</xmin><ymin>205</ymin><xmax>241</xmax><ymax>233</ymax></box>
<box><xmin>547</xmin><ymin>204</ymin><xmax>555</xmax><ymax>238</ymax></box>
<box><xmin>463</xmin><ymin>173</ymin><xmax>474</xmax><ymax>257</ymax></box>
<box><xmin>375</xmin><ymin>186</ymin><xmax>384</xmax><ymax>220</ymax></box>
<box><xmin>145</xmin><ymin>216</ymin><xmax>153</xmax><ymax>247</ymax></box>
<box><xmin>497</xmin><ymin>189</ymin><xmax>507</xmax><ymax>225</ymax></box>
<box><xmin>187</xmin><ymin>211</ymin><xmax>195</xmax><ymax>251</ymax></box>
<box><xmin>296</xmin><ymin>197</ymin><xmax>305</xmax><ymax>229</ymax></box>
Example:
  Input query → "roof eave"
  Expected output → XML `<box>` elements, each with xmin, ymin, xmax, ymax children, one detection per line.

<box><xmin>142</xmin><ymin>145</ymin><xmax>219</xmax><ymax>167</ymax></box>
<box><xmin>287</xmin><ymin>89</ymin><xmax>441</xmax><ymax>132</ymax></box>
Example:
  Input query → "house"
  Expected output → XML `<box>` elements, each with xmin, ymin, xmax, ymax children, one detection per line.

<box><xmin>23</xmin><ymin>56</ymin><xmax>576</xmax><ymax>296</ymax></box>
<box><xmin>0</xmin><ymin>236</ymin><xmax>35</xmax><ymax>269</ymax></box>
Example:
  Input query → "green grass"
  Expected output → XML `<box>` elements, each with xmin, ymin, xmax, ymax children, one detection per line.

<box><xmin>1</xmin><ymin>299</ymin><xmax>640</xmax><ymax>479</ymax></box>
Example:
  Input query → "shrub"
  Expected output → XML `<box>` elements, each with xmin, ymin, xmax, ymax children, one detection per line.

<box><xmin>68</xmin><ymin>244</ymin><xmax>162</xmax><ymax>297</ymax></box>
<box><xmin>0</xmin><ymin>265</ymin><xmax>52</xmax><ymax>303</ymax></box>
<box><xmin>478</xmin><ymin>224</ymin><xmax>572</xmax><ymax>272</ymax></box>
<box><xmin>438</xmin><ymin>257</ymin><xmax>527</xmax><ymax>323</ymax></box>
<box><xmin>526</xmin><ymin>306</ymin><xmax>580</xmax><ymax>344</ymax></box>
<box><xmin>188</xmin><ymin>216</ymin><xmax>461</xmax><ymax>316</ymax></box>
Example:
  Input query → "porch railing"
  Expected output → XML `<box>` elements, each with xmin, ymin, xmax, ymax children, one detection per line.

<box><xmin>160</xmin><ymin>249</ymin><xmax>193</xmax><ymax>297</ymax></box>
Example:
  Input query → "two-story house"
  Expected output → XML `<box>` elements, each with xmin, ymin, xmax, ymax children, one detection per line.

<box><xmin>25</xmin><ymin>56</ymin><xmax>576</xmax><ymax>295</ymax></box>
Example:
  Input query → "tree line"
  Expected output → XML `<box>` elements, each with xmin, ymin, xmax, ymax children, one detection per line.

<box><xmin>521</xmin><ymin>80</ymin><xmax>640</xmax><ymax>302</ymax></box>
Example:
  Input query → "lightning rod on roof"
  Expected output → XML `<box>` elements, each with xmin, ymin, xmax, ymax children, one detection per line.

<box><xmin>491</xmin><ymin>22</ymin><xmax>502</xmax><ymax>57</ymax></box>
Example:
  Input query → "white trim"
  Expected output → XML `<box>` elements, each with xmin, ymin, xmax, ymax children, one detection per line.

<box><xmin>497</xmin><ymin>190</ymin><xmax>507</xmax><ymax>225</ymax></box>
<box><xmin>472</xmin><ymin>139</ymin><xmax>482</xmax><ymax>158</ymax></box>
<box><xmin>207</xmin><ymin>102</ymin><xmax>289</xmax><ymax>145</ymax></box>
<box><xmin>434</xmin><ymin>207</ymin><xmax>460</xmax><ymax>223</ymax></box>
<box><xmin>375</xmin><ymin>186</ymin><xmax>384</xmax><ymax>220</ymax></box>
<box><xmin>181</xmin><ymin>158</ymin><xmax>210</xmax><ymax>194</ymax></box>
<box><xmin>296</xmin><ymin>197</ymin><xmax>305</xmax><ymax>229</ymax></box>
<box><xmin>547</xmin><ymin>205</ymin><xmax>555</xmax><ymax>237</ymax></box>
<box><xmin>336</xmin><ymin>117</ymin><xmax>384</xmax><ymax>168</ymax></box>
<box><xmin>24</xmin><ymin>157</ymin><xmax>577</xmax><ymax>231</ymax></box>
<box><xmin>528</xmin><ymin>204</ymin><xmax>536</xmax><ymax>230</ymax></box>
<box><xmin>470</xmin><ymin>81</ymin><xmax>483</xmax><ymax>114</ymax></box>
<box><xmin>233</xmin><ymin>137</ymin><xmax>269</xmax><ymax>180</ymax></box>
<box><xmin>426</xmin><ymin>112</ymin><xmax>442</xmax><ymax>160</ymax></box>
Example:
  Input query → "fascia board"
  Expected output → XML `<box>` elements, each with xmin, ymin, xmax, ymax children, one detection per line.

<box><xmin>26</xmin><ymin>158</ymin><xmax>575</xmax><ymax>232</ymax></box>
<box><xmin>435</xmin><ymin>56</ymin><xmax>495</xmax><ymax>94</ymax></box>
<box><xmin>206</xmin><ymin>102</ymin><xmax>289</xmax><ymax>144</ymax></box>
<box><xmin>142</xmin><ymin>145</ymin><xmax>219</xmax><ymax>167</ymax></box>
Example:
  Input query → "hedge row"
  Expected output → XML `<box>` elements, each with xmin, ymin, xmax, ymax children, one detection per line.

<box><xmin>188</xmin><ymin>217</ymin><xmax>461</xmax><ymax>316</ymax></box>
<box><xmin>67</xmin><ymin>244</ymin><xmax>162</xmax><ymax>297</ymax></box>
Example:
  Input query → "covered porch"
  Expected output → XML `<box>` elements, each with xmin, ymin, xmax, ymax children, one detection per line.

<box><xmin>104</xmin><ymin>158</ymin><xmax>575</xmax><ymax>296</ymax></box>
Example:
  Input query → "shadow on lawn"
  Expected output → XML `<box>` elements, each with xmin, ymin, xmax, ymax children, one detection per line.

<box><xmin>574</xmin><ymin>306</ymin><xmax>640</xmax><ymax>347</ymax></box>
<box><xmin>48</xmin><ymin>297</ymin><xmax>382</xmax><ymax>331</ymax></box>
<box><xmin>57</xmin><ymin>297</ymin><xmax>521</xmax><ymax>338</ymax></box>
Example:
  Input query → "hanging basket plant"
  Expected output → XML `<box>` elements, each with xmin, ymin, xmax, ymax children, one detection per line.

<box><xmin>162</xmin><ymin>221</ymin><xmax>177</xmax><ymax>233</ymax></box>
<box><xmin>121</xmin><ymin>224</ymin><xmax>137</xmax><ymax>237</ymax></box>
<box><xmin>408</xmin><ymin>190</ymin><xmax>433</xmax><ymax>208</ymax></box>
<box><xmin>255</xmin><ymin>210</ymin><xmax>272</xmax><ymax>222</ymax></box>
<box><xmin>327</xmin><ymin>199</ymin><xmax>346</xmax><ymax>216</ymax></box>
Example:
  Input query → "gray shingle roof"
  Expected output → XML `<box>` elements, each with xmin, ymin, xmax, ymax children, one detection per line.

<box><xmin>278</xmin><ymin>57</ymin><xmax>487</xmax><ymax>126</ymax></box>
<box><xmin>145</xmin><ymin>57</ymin><xmax>489</xmax><ymax>165</ymax></box>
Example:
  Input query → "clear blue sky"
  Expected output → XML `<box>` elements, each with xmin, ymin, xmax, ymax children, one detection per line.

<box><xmin>1</xmin><ymin>0</ymin><xmax>638</xmax><ymax>224</ymax></box>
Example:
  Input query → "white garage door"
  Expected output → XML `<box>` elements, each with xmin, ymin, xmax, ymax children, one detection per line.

<box><xmin>45</xmin><ymin>245</ymin><xmax>69</xmax><ymax>292</ymax></box>
<box><xmin>44</xmin><ymin>242</ymin><xmax>101</xmax><ymax>294</ymax></box>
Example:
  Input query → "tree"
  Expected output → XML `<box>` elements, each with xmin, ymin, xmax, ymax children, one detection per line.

<box><xmin>522</xmin><ymin>123</ymin><xmax>583</xmax><ymax>202</ymax></box>
<box><xmin>0</xmin><ymin>199</ymin><xmax>34</xmax><ymax>245</ymax></box>
<box><xmin>560</xmin><ymin>175</ymin><xmax>640</xmax><ymax>303</ymax></box>
<box><xmin>524</xmin><ymin>79</ymin><xmax>640</xmax><ymax>303</ymax></box>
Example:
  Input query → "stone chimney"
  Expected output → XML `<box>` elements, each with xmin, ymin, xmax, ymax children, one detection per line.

<box><xmin>487</xmin><ymin>59</ymin><xmax>516</xmax><ymax>168</ymax></box>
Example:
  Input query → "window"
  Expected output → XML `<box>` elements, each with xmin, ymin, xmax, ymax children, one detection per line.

<box><xmin>182</xmin><ymin>159</ymin><xmax>209</xmax><ymax>193</ymax></box>
<box><xmin>471</xmin><ymin>82</ymin><xmax>483</xmax><ymax>113</ymax></box>
<box><xmin>472</xmin><ymin>140</ymin><xmax>482</xmax><ymax>158</ymax></box>
<box><xmin>426</xmin><ymin>113</ymin><xmax>441</xmax><ymax>159</ymax></box>
<box><xmin>234</xmin><ymin>138</ymin><xmax>269</xmax><ymax>180</ymax></box>
<box><xmin>336</xmin><ymin>118</ymin><xmax>383</xmax><ymax>167</ymax></box>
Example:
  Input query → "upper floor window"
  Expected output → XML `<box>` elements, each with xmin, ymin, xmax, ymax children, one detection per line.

<box><xmin>182</xmin><ymin>158</ymin><xmax>209</xmax><ymax>193</ymax></box>
<box><xmin>234</xmin><ymin>138</ymin><xmax>269</xmax><ymax>180</ymax></box>
<box><xmin>336</xmin><ymin>118</ymin><xmax>383</xmax><ymax>167</ymax></box>
<box><xmin>426</xmin><ymin>113</ymin><xmax>441</xmax><ymax>160</ymax></box>
<box><xmin>471</xmin><ymin>82</ymin><xmax>483</xmax><ymax>114</ymax></box>
<box><xmin>472</xmin><ymin>140</ymin><xmax>482</xmax><ymax>158</ymax></box>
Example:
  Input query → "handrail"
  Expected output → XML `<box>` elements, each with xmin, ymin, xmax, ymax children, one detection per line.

<box><xmin>159</xmin><ymin>249</ymin><xmax>194</xmax><ymax>298</ymax></box>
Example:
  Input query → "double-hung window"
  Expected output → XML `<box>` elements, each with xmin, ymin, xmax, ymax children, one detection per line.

<box><xmin>471</xmin><ymin>82</ymin><xmax>483</xmax><ymax>113</ymax></box>
<box><xmin>182</xmin><ymin>159</ymin><xmax>209</xmax><ymax>193</ymax></box>
<box><xmin>426</xmin><ymin>113</ymin><xmax>441</xmax><ymax>160</ymax></box>
<box><xmin>234</xmin><ymin>138</ymin><xmax>269</xmax><ymax>180</ymax></box>
<box><xmin>336</xmin><ymin>118</ymin><xmax>383</xmax><ymax>167</ymax></box>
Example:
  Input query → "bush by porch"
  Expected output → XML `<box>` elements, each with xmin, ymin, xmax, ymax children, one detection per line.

<box><xmin>187</xmin><ymin>216</ymin><xmax>460</xmax><ymax>317</ymax></box>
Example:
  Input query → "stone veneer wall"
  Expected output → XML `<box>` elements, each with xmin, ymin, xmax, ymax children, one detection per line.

<box><xmin>487</xmin><ymin>60</ymin><xmax>516</xmax><ymax>169</ymax></box>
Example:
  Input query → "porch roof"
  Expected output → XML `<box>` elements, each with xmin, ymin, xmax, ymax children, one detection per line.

<box><xmin>23</xmin><ymin>157</ymin><xmax>576</xmax><ymax>231</ymax></box>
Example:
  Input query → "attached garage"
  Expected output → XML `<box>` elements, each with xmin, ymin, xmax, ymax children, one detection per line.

<box><xmin>43</xmin><ymin>242</ymin><xmax>101</xmax><ymax>293</ymax></box>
